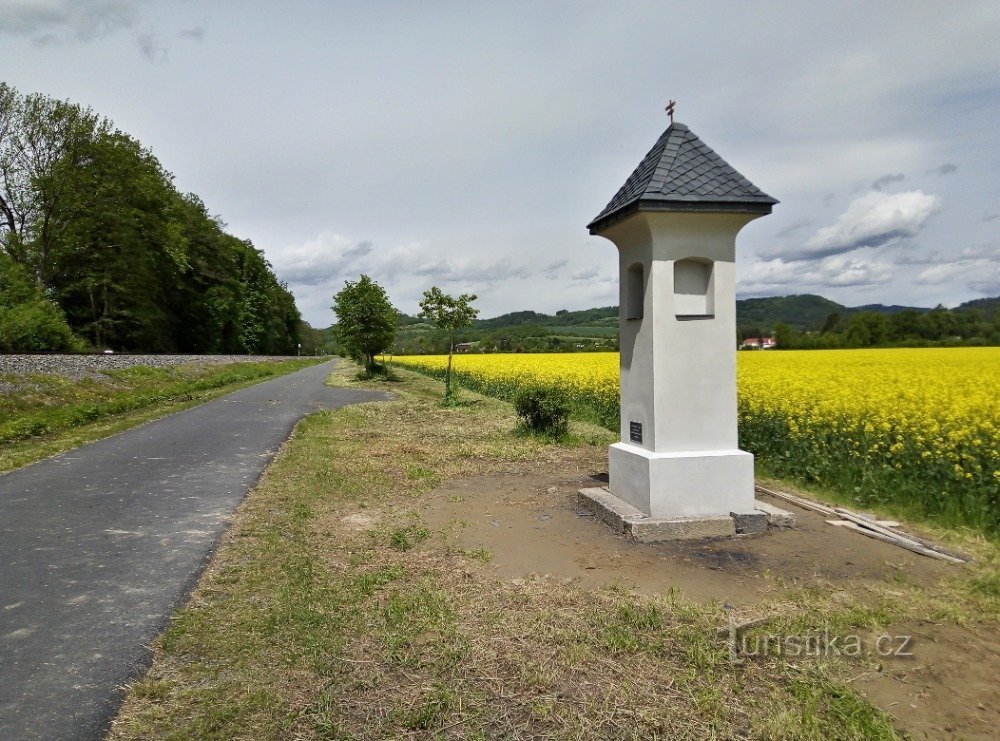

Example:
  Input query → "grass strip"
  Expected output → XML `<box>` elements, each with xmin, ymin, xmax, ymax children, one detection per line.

<box><xmin>102</xmin><ymin>364</ymin><xmax>1000</xmax><ymax>739</ymax></box>
<box><xmin>0</xmin><ymin>358</ymin><xmax>324</xmax><ymax>472</ymax></box>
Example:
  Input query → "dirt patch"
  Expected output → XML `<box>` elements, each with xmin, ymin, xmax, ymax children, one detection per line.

<box><xmin>854</xmin><ymin>619</ymin><xmax>1000</xmax><ymax>740</ymax></box>
<box><xmin>340</xmin><ymin>512</ymin><xmax>381</xmax><ymax>531</ymax></box>
<box><xmin>421</xmin><ymin>469</ymin><xmax>999</xmax><ymax>739</ymax></box>
<box><xmin>422</xmin><ymin>473</ymin><xmax>950</xmax><ymax>605</ymax></box>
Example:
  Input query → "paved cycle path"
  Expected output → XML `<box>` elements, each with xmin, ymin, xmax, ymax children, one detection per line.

<box><xmin>0</xmin><ymin>360</ymin><xmax>385</xmax><ymax>739</ymax></box>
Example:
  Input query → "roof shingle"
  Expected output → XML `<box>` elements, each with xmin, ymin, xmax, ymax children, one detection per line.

<box><xmin>587</xmin><ymin>122</ymin><xmax>777</xmax><ymax>233</ymax></box>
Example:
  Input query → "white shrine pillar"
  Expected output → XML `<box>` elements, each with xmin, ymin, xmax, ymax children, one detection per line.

<box><xmin>585</xmin><ymin>120</ymin><xmax>779</xmax><ymax>533</ymax></box>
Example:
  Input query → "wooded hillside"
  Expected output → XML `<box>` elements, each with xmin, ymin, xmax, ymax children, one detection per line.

<box><xmin>0</xmin><ymin>83</ymin><xmax>300</xmax><ymax>354</ymax></box>
<box><xmin>389</xmin><ymin>293</ymin><xmax>1000</xmax><ymax>354</ymax></box>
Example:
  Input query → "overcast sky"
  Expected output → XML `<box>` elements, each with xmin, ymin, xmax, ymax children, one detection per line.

<box><xmin>2</xmin><ymin>1</ymin><xmax>998</xmax><ymax>324</ymax></box>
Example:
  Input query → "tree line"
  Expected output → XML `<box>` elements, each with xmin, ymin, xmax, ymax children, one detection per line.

<box><xmin>392</xmin><ymin>324</ymin><xmax>617</xmax><ymax>354</ymax></box>
<box><xmin>0</xmin><ymin>83</ymin><xmax>300</xmax><ymax>353</ymax></box>
<box><xmin>769</xmin><ymin>305</ymin><xmax>1000</xmax><ymax>350</ymax></box>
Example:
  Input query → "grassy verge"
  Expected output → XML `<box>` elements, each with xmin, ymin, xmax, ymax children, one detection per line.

<box><xmin>0</xmin><ymin>358</ymin><xmax>324</xmax><ymax>472</ymax></box>
<box><xmin>109</xmin><ymin>363</ymin><xmax>999</xmax><ymax>739</ymax></box>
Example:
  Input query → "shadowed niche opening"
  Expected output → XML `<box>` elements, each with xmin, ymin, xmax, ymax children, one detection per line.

<box><xmin>674</xmin><ymin>258</ymin><xmax>714</xmax><ymax>317</ymax></box>
<box><xmin>626</xmin><ymin>262</ymin><xmax>644</xmax><ymax>320</ymax></box>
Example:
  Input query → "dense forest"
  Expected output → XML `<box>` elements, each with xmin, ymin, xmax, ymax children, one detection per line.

<box><xmin>0</xmin><ymin>83</ymin><xmax>300</xmax><ymax>354</ymax></box>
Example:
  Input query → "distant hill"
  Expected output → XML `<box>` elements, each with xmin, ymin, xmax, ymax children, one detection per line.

<box><xmin>736</xmin><ymin>294</ymin><xmax>847</xmax><ymax>331</ymax></box>
<box><xmin>387</xmin><ymin>293</ymin><xmax>999</xmax><ymax>334</ymax></box>
<box><xmin>736</xmin><ymin>294</ymin><xmax>940</xmax><ymax>332</ymax></box>
<box><xmin>956</xmin><ymin>296</ymin><xmax>1000</xmax><ymax>317</ymax></box>
<box><xmin>396</xmin><ymin>306</ymin><xmax>618</xmax><ymax>332</ymax></box>
<box><xmin>470</xmin><ymin>295</ymin><xmax>954</xmax><ymax>335</ymax></box>
<box><xmin>474</xmin><ymin>310</ymin><xmax>551</xmax><ymax>329</ymax></box>
<box><xmin>850</xmin><ymin>303</ymin><xmax>932</xmax><ymax>315</ymax></box>
<box><xmin>343</xmin><ymin>293</ymin><xmax>1000</xmax><ymax>354</ymax></box>
<box><xmin>476</xmin><ymin>306</ymin><xmax>618</xmax><ymax>330</ymax></box>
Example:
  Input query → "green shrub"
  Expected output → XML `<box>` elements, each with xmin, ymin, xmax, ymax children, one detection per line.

<box><xmin>0</xmin><ymin>255</ymin><xmax>84</xmax><ymax>352</ymax></box>
<box><xmin>355</xmin><ymin>361</ymin><xmax>399</xmax><ymax>382</ymax></box>
<box><xmin>513</xmin><ymin>385</ymin><xmax>570</xmax><ymax>437</ymax></box>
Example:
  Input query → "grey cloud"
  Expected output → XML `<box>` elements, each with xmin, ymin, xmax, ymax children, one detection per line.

<box><xmin>871</xmin><ymin>173</ymin><xmax>904</xmax><ymax>191</ymax></box>
<box><xmin>917</xmin><ymin>263</ymin><xmax>963</xmax><ymax>285</ymax></box>
<box><xmin>274</xmin><ymin>233</ymin><xmax>535</xmax><ymax>297</ymax></box>
<box><xmin>738</xmin><ymin>254</ymin><xmax>894</xmax><ymax>294</ymax></box>
<box><xmin>570</xmin><ymin>267</ymin><xmax>600</xmax><ymax>281</ymax></box>
<box><xmin>928</xmin><ymin>163</ymin><xmax>958</xmax><ymax>176</ymax></box>
<box><xmin>0</xmin><ymin>0</ymin><xmax>138</xmax><ymax>41</ymax></box>
<box><xmin>984</xmin><ymin>213</ymin><xmax>1000</xmax><ymax>222</ymax></box>
<box><xmin>775</xmin><ymin>219</ymin><xmax>813</xmax><ymax>239</ymax></box>
<box><xmin>279</xmin><ymin>266</ymin><xmax>345</xmax><ymax>287</ymax></box>
<box><xmin>543</xmin><ymin>259</ymin><xmax>568</xmax><ymax>278</ymax></box>
<box><xmin>342</xmin><ymin>240</ymin><xmax>373</xmax><ymax>259</ymax></box>
<box><xmin>970</xmin><ymin>274</ymin><xmax>1000</xmax><ymax>295</ymax></box>
<box><xmin>410</xmin><ymin>262</ymin><xmax>450</xmax><ymax>277</ymax></box>
<box><xmin>360</xmin><ymin>245</ymin><xmax>527</xmax><ymax>286</ymax></box>
<box><xmin>889</xmin><ymin>250</ymin><xmax>939</xmax><ymax>266</ymax></box>
<box><xmin>432</xmin><ymin>259</ymin><xmax>533</xmax><ymax>284</ymax></box>
<box><xmin>136</xmin><ymin>31</ymin><xmax>167</xmax><ymax>63</ymax></box>
<box><xmin>10</xmin><ymin>2</ymin><xmax>1000</xmax><ymax>320</ymax></box>
<box><xmin>768</xmin><ymin>190</ymin><xmax>940</xmax><ymax>261</ymax></box>
<box><xmin>178</xmin><ymin>26</ymin><xmax>205</xmax><ymax>41</ymax></box>
<box><xmin>31</xmin><ymin>33</ymin><xmax>58</xmax><ymax>47</ymax></box>
<box><xmin>270</xmin><ymin>233</ymin><xmax>362</xmax><ymax>286</ymax></box>
<box><xmin>958</xmin><ymin>244</ymin><xmax>1000</xmax><ymax>260</ymax></box>
<box><xmin>915</xmin><ymin>246</ymin><xmax>999</xmax><ymax>288</ymax></box>
<box><xmin>917</xmin><ymin>260</ymin><xmax>996</xmax><ymax>287</ymax></box>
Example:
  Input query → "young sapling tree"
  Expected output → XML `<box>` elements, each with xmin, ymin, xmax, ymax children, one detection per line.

<box><xmin>418</xmin><ymin>286</ymin><xmax>478</xmax><ymax>399</ymax></box>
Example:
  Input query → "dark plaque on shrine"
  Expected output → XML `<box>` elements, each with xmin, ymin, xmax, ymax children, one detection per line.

<box><xmin>629</xmin><ymin>421</ymin><xmax>643</xmax><ymax>444</ymax></box>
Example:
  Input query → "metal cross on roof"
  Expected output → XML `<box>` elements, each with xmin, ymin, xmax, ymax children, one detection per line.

<box><xmin>665</xmin><ymin>99</ymin><xmax>676</xmax><ymax>124</ymax></box>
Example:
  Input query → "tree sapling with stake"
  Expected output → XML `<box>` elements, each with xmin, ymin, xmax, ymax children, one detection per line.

<box><xmin>418</xmin><ymin>286</ymin><xmax>478</xmax><ymax>400</ymax></box>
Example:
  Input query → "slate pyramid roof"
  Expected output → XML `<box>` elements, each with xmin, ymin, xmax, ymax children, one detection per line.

<box><xmin>588</xmin><ymin>122</ymin><xmax>777</xmax><ymax>234</ymax></box>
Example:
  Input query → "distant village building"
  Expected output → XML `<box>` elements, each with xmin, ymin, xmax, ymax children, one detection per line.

<box><xmin>740</xmin><ymin>336</ymin><xmax>777</xmax><ymax>349</ymax></box>
<box><xmin>454</xmin><ymin>342</ymin><xmax>475</xmax><ymax>353</ymax></box>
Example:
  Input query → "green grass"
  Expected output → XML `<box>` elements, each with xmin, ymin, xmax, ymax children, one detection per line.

<box><xmin>0</xmin><ymin>358</ymin><xmax>325</xmax><ymax>472</ymax></box>
<box><xmin>101</xmin><ymin>362</ymin><xmax>1000</xmax><ymax>739</ymax></box>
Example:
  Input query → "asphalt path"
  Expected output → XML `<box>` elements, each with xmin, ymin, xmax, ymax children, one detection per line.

<box><xmin>0</xmin><ymin>360</ymin><xmax>386</xmax><ymax>739</ymax></box>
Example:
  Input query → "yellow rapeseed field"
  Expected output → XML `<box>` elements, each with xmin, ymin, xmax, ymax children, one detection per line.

<box><xmin>395</xmin><ymin>348</ymin><xmax>1000</xmax><ymax>529</ymax></box>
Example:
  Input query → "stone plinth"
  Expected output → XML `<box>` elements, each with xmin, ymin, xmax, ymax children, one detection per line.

<box><xmin>578</xmin><ymin>487</ymin><xmax>795</xmax><ymax>543</ymax></box>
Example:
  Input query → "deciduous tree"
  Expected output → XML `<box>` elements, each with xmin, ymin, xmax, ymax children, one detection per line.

<box><xmin>0</xmin><ymin>83</ymin><xmax>302</xmax><ymax>353</ymax></box>
<box><xmin>332</xmin><ymin>275</ymin><xmax>397</xmax><ymax>373</ymax></box>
